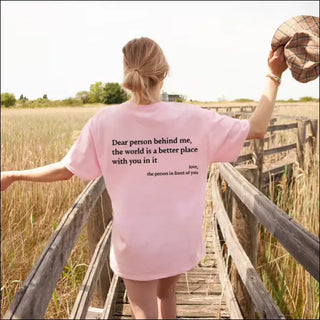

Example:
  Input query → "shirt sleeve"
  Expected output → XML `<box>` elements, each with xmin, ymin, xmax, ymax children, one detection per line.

<box><xmin>61</xmin><ymin>118</ymin><xmax>102</xmax><ymax>181</ymax></box>
<box><xmin>206</xmin><ymin>111</ymin><xmax>250</xmax><ymax>163</ymax></box>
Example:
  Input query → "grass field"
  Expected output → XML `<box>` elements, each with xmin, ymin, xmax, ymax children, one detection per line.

<box><xmin>1</xmin><ymin>102</ymin><xmax>319</xmax><ymax>318</ymax></box>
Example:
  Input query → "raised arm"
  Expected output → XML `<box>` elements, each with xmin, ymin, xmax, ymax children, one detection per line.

<box><xmin>1</xmin><ymin>162</ymin><xmax>73</xmax><ymax>191</ymax></box>
<box><xmin>247</xmin><ymin>46</ymin><xmax>288</xmax><ymax>140</ymax></box>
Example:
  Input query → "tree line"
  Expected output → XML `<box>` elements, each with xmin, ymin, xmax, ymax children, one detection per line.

<box><xmin>1</xmin><ymin>82</ymin><xmax>129</xmax><ymax>108</ymax></box>
<box><xmin>1</xmin><ymin>81</ymin><xmax>318</xmax><ymax>108</ymax></box>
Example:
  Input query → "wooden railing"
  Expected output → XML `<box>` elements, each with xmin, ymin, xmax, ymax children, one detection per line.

<box><xmin>211</xmin><ymin>162</ymin><xmax>319</xmax><ymax>319</ymax></box>
<box><xmin>234</xmin><ymin>118</ymin><xmax>318</xmax><ymax>190</ymax></box>
<box><xmin>206</xmin><ymin>110</ymin><xmax>319</xmax><ymax>318</ymax></box>
<box><xmin>4</xmin><ymin>177</ymin><xmax>114</xmax><ymax>319</ymax></box>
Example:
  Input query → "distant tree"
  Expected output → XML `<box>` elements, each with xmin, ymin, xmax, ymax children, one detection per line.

<box><xmin>101</xmin><ymin>82</ymin><xmax>128</xmax><ymax>104</ymax></box>
<box><xmin>89</xmin><ymin>81</ymin><xmax>104</xmax><ymax>103</ymax></box>
<box><xmin>19</xmin><ymin>94</ymin><xmax>24</xmax><ymax>100</ymax></box>
<box><xmin>299</xmin><ymin>96</ymin><xmax>318</xmax><ymax>102</ymax></box>
<box><xmin>1</xmin><ymin>93</ymin><xmax>16</xmax><ymax>107</ymax></box>
<box><xmin>43</xmin><ymin>94</ymin><xmax>48</xmax><ymax>99</ymax></box>
<box><xmin>62</xmin><ymin>97</ymin><xmax>81</xmax><ymax>106</ymax></box>
<box><xmin>76</xmin><ymin>90</ymin><xmax>90</xmax><ymax>104</ymax></box>
<box><xmin>233</xmin><ymin>98</ymin><xmax>255</xmax><ymax>102</ymax></box>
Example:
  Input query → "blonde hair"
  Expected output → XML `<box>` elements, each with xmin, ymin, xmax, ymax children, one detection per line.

<box><xmin>122</xmin><ymin>37</ymin><xmax>169</xmax><ymax>105</ymax></box>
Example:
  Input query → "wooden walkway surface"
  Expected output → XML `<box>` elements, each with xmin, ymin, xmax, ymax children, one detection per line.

<box><xmin>87</xmin><ymin>205</ymin><xmax>232</xmax><ymax>319</ymax></box>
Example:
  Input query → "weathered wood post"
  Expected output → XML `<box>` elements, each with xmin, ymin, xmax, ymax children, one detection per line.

<box><xmin>85</xmin><ymin>181</ymin><xmax>113</xmax><ymax>307</ymax></box>
<box><xmin>231</xmin><ymin>164</ymin><xmax>259</xmax><ymax>319</ymax></box>
<box><xmin>217</xmin><ymin>175</ymin><xmax>233</xmax><ymax>221</ymax></box>
<box><xmin>309</xmin><ymin>119</ymin><xmax>318</xmax><ymax>154</ymax></box>
<box><xmin>269</xmin><ymin>118</ymin><xmax>277</xmax><ymax>149</ymax></box>
<box><xmin>297</xmin><ymin>120</ymin><xmax>307</xmax><ymax>169</ymax></box>
<box><xmin>253</xmin><ymin>138</ymin><xmax>264</xmax><ymax>190</ymax></box>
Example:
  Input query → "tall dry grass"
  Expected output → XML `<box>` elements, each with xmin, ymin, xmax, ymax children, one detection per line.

<box><xmin>258</xmin><ymin>148</ymin><xmax>319</xmax><ymax>319</ymax></box>
<box><xmin>253</xmin><ymin>103</ymin><xmax>318</xmax><ymax>319</ymax></box>
<box><xmin>1</xmin><ymin>106</ymin><xmax>103</xmax><ymax>318</ymax></box>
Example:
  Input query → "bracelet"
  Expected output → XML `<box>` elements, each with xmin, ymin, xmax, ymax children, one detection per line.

<box><xmin>266</xmin><ymin>73</ymin><xmax>281</xmax><ymax>85</ymax></box>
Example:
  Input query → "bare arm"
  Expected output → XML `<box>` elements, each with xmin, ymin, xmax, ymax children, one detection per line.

<box><xmin>247</xmin><ymin>47</ymin><xmax>288</xmax><ymax>140</ymax></box>
<box><xmin>1</xmin><ymin>162</ymin><xmax>73</xmax><ymax>191</ymax></box>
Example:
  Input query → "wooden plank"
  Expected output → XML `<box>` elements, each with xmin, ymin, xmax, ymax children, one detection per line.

<box><xmin>86</xmin><ymin>307</ymin><xmax>103</xmax><ymax>319</ymax></box>
<box><xmin>217</xmin><ymin>163</ymin><xmax>319</xmax><ymax>281</ymax></box>
<box><xmin>211</xmin><ymin>175</ymin><xmax>286</xmax><ymax>319</ymax></box>
<box><xmin>262</xmin><ymin>163</ymin><xmax>294</xmax><ymax>176</ymax></box>
<box><xmin>113</xmin><ymin>316</ymin><xmax>230</xmax><ymax>320</ymax></box>
<box><xmin>117</xmin><ymin>283</ymin><xmax>223</xmax><ymax>295</ymax></box>
<box><xmin>177</xmin><ymin>277</ymin><xmax>220</xmax><ymax>284</ymax></box>
<box><xmin>4</xmin><ymin>177</ymin><xmax>106</xmax><ymax>320</ymax></box>
<box><xmin>267</xmin><ymin>123</ymin><xmax>297</xmax><ymax>132</ymax></box>
<box><xmin>184</xmin><ymin>270</ymin><xmax>218</xmax><ymax>275</ymax></box>
<box><xmin>114</xmin><ymin>315</ymin><xmax>229</xmax><ymax>319</ymax></box>
<box><xmin>263</xmin><ymin>143</ymin><xmax>297</xmax><ymax>156</ymax></box>
<box><xmin>212</xmin><ymin>219</ymin><xmax>243</xmax><ymax>319</ymax></box>
<box><xmin>71</xmin><ymin>220</ymin><xmax>113</xmax><ymax>319</ymax></box>
<box><xmin>116</xmin><ymin>293</ymin><xmax>226</xmax><ymax>305</ymax></box>
<box><xmin>180</xmin><ymin>272</ymin><xmax>219</xmax><ymax>281</ymax></box>
<box><xmin>262</xmin><ymin>163</ymin><xmax>294</xmax><ymax>185</ymax></box>
<box><xmin>273</xmin><ymin>114</ymin><xmax>309</xmax><ymax>121</ymax></box>
<box><xmin>115</xmin><ymin>304</ymin><xmax>230</xmax><ymax>318</ymax></box>
<box><xmin>102</xmin><ymin>275</ymin><xmax>121</xmax><ymax>319</ymax></box>
<box><xmin>234</xmin><ymin>153</ymin><xmax>253</xmax><ymax>164</ymax></box>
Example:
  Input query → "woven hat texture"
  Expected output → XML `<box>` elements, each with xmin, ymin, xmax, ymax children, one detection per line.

<box><xmin>271</xmin><ymin>15</ymin><xmax>319</xmax><ymax>83</ymax></box>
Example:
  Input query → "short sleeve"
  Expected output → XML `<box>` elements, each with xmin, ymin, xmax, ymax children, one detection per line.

<box><xmin>206</xmin><ymin>111</ymin><xmax>250</xmax><ymax>163</ymax></box>
<box><xmin>61</xmin><ymin>118</ymin><xmax>102</xmax><ymax>181</ymax></box>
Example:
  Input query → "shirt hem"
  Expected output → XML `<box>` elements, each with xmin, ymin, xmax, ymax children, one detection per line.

<box><xmin>110</xmin><ymin>253</ymin><xmax>206</xmax><ymax>281</ymax></box>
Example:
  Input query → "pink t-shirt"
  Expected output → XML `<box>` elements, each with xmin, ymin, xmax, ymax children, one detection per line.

<box><xmin>61</xmin><ymin>101</ymin><xmax>250</xmax><ymax>281</ymax></box>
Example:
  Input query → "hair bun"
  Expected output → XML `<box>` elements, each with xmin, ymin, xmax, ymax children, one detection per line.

<box><xmin>122</xmin><ymin>37</ymin><xmax>169</xmax><ymax>105</ymax></box>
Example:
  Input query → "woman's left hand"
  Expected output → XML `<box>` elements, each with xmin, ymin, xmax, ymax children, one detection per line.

<box><xmin>268</xmin><ymin>46</ymin><xmax>288</xmax><ymax>77</ymax></box>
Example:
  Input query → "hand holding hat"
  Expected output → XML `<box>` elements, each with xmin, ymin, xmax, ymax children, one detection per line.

<box><xmin>268</xmin><ymin>46</ymin><xmax>288</xmax><ymax>77</ymax></box>
<box><xmin>271</xmin><ymin>15</ymin><xmax>319</xmax><ymax>83</ymax></box>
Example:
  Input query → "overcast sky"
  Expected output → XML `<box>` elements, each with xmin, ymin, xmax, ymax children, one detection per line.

<box><xmin>1</xmin><ymin>1</ymin><xmax>319</xmax><ymax>101</ymax></box>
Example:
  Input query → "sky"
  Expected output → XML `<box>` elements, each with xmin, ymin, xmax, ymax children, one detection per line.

<box><xmin>1</xmin><ymin>1</ymin><xmax>319</xmax><ymax>102</ymax></box>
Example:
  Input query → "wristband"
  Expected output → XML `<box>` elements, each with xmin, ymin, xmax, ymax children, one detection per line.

<box><xmin>266</xmin><ymin>73</ymin><xmax>281</xmax><ymax>85</ymax></box>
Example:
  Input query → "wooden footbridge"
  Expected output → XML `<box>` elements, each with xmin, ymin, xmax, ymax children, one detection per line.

<box><xmin>4</xmin><ymin>108</ymin><xmax>319</xmax><ymax>319</ymax></box>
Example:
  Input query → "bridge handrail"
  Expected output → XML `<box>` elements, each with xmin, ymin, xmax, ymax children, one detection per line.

<box><xmin>211</xmin><ymin>172</ymin><xmax>285</xmax><ymax>319</ymax></box>
<box><xmin>217</xmin><ymin>162</ymin><xmax>319</xmax><ymax>282</ymax></box>
<box><xmin>4</xmin><ymin>176</ymin><xmax>106</xmax><ymax>320</ymax></box>
<box><xmin>70</xmin><ymin>220</ymin><xmax>113</xmax><ymax>319</ymax></box>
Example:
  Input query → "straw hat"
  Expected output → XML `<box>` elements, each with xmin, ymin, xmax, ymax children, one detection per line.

<box><xmin>271</xmin><ymin>15</ymin><xmax>319</xmax><ymax>83</ymax></box>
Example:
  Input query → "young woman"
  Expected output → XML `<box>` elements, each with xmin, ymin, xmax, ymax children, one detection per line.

<box><xmin>1</xmin><ymin>37</ymin><xmax>287</xmax><ymax>319</ymax></box>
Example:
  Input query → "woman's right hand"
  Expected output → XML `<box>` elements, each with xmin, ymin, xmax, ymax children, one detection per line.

<box><xmin>1</xmin><ymin>171</ymin><xmax>15</xmax><ymax>192</ymax></box>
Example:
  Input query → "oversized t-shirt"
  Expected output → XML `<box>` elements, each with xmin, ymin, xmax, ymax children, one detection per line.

<box><xmin>61</xmin><ymin>101</ymin><xmax>250</xmax><ymax>281</ymax></box>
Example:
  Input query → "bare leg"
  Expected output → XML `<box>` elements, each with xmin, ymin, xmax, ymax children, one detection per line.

<box><xmin>128</xmin><ymin>296</ymin><xmax>136</xmax><ymax>319</ymax></box>
<box><xmin>123</xmin><ymin>277</ymin><xmax>158</xmax><ymax>319</ymax></box>
<box><xmin>157</xmin><ymin>274</ymin><xmax>181</xmax><ymax>319</ymax></box>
